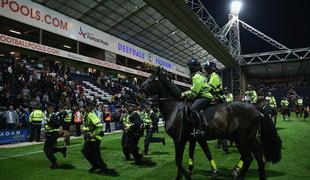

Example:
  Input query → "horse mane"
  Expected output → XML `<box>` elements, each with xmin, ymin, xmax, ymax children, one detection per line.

<box><xmin>159</xmin><ymin>75</ymin><xmax>182</xmax><ymax>98</ymax></box>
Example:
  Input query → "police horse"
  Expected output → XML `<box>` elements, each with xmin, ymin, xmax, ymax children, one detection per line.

<box><xmin>142</xmin><ymin>68</ymin><xmax>282</xmax><ymax>180</ymax></box>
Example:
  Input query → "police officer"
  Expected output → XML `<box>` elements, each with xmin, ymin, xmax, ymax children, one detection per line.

<box><xmin>181</xmin><ymin>59</ymin><xmax>213</xmax><ymax>137</ymax></box>
<box><xmin>296</xmin><ymin>96</ymin><xmax>304</xmax><ymax>121</ymax></box>
<box><xmin>82</xmin><ymin>101</ymin><xmax>115</xmax><ymax>174</ymax></box>
<box><xmin>143</xmin><ymin>104</ymin><xmax>165</xmax><ymax>155</ymax></box>
<box><xmin>265</xmin><ymin>92</ymin><xmax>277</xmax><ymax>124</ymax></box>
<box><xmin>120</xmin><ymin>103</ymin><xmax>143</xmax><ymax>165</ymax></box>
<box><xmin>29</xmin><ymin>105</ymin><xmax>45</xmax><ymax>142</ymax></box>
<box><xmin>43</xmin><ymin>103</ymin><xmax>67</xmax><ymax>169</ymax></box>
<box><xmin>244</xmin><ymin>84</ymin><xmax>258</xmax><ymax>105</ymax></box>
<box><xmin>281</xmin><ymin>97</ymin><xmax>290</xmax><ymax>121</ymax></box>
<box><xmin>203</xmin><ymin>61</ymin><xmax>223</xmax><ymax>102</ymax></box>
<box><xmin>63</xmin><ymin>105</ymin><xmax>72</xmax><ymax>133</ymax></box>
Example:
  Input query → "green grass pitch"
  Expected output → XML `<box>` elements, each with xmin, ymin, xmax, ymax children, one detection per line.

<box><xmin>1</xmin><ymin>113</ymin><xmax>310</xmax><ymax>180</ymax></box>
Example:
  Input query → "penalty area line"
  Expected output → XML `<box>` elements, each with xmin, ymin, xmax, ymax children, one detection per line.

<box><xmin>0</xmin><ymin>136</ymin><xmax>120</xmax><ymax>160</ymax></box>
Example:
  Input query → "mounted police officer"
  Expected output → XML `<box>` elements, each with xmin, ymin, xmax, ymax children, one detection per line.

<box><xmin>82</xmin><ymin>101</ymin><xmax>116</xmax><ymax>174</ymax></box>
<box><xmin>244</xmin><ymin>84</ymin><xmax>258</xmax><ymax>105</ymax></box>
<box><xmin>43</xmin><ymin>103</ymin><xmax>67</xmax><ymax>169</ymax></box>
<box><xmin>181</xmin><ymin>59</ymin><xmax>213</xmax><ymax>137</ymax></box>
<box><xmin>265</xmin><ymin>92</ymin><xmax>277</xmax><ymax>124</ymax></box>
<box><xmin>203</xmin><ymin>61</ymin><xmax>224</xmax><ymax>102</ymax></box>
<box><xmin>120</xmin><ymin>103</ymin><xmax>143</xmax><ymax>165</ymax></box>
<box><xmin>143</xmin><ymin>104</ymin><xmax>165</xmax><ymax>155</ymax></box>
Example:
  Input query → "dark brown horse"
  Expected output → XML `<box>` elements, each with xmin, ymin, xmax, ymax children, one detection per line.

<box><xmin>142</xmin><ymin>68</ymin><xmax>282</xmax><ymax>180</ymax></box>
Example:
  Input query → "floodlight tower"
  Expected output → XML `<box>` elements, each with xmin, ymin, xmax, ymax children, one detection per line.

<box><xmin>229</xmin><ymin>1</ymin><xmax>243</xmax><ymax>97</ymax></box>
<box><xmin>229</xmin><ymin>1</ymin><xmax>242</xmax><ymax>63</ymax></box>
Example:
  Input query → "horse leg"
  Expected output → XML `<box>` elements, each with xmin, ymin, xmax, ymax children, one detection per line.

<box><xmin>250</xmin><ymin>140</ymin><xmax>266</xmax><ymax>180</ymax></box>
<box><xmin>233</xmin><ymin>137</ymin><xmax>253</xmax><ymax>180</ymax></box>
<box><xmin>174</xmin><ymin>139</ymin><xmax>191</xmax><ymax>180</ymax></box>
<box><xmin>188</xmin><ymin>140</ymin><xmax>196</xmax><ymax>172</ymax></box>
<box><xmin>197</xmin><ymin>139</ymin><xmax>217</xmax><ymax>176</ymax></box>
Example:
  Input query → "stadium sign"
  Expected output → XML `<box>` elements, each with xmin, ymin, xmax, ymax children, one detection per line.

<box><xmin>0</xmin><ymin>129</ymin><xmax>29</xmax><ymax>144</ymax></box>
<box><xmin>0</xmin><ymin>0</ymin><xmax>189</xmax><ymax>78</ymax></box>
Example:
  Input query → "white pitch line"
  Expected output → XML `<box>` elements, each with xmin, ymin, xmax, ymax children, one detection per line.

<box><xmin>0</xmin><ymin>136</ymin><xmax>121</xmax><ymax>160</ymax></box>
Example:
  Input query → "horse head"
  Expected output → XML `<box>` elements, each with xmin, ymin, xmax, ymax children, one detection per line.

<box><xmin>142</xmin><ymin>67</ymin><xmax>165</xmax><ymax>96</ymax></box>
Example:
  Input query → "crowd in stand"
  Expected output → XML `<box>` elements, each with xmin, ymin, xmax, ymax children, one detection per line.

<box><xmin>0</xmin><ymin>57</ymin><xmax>143</xmax><ymax>133</ymax></box>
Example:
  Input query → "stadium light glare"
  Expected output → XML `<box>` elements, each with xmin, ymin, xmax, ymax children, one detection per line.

<box><xmin>9</xmin><ymin>29</ymin><xmax>21</xmax><ymax>35</ymax></box>
<box><xmin>231</xmin><ymin>1</ymin><xmax>242</xmax><ymax>14</ymax></box>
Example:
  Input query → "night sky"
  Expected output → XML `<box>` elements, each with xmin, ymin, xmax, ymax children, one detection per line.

<box><xmin>201</xmin><ymin>0</ymin><xmax>310</xmax><ymax>54</ymax></box>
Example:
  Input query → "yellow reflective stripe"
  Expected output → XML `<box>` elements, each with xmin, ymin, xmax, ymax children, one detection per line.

<box><xmin>188</xmin><ymin>158</ymin><xmax>194</xmax><ymax>166</ymax></box>
<box><xmin>210</xmin><ymin>159</ymin><xmax>217</xmax><ymax>170</ymax></box>
<box><xmin>237</xmin><ymin>160</ymin><xmax>243</xmax><ymax>169</ymax></box>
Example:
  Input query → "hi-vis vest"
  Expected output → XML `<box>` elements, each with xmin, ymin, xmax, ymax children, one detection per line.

<box><xmin>44</xmin><ymin>113</ymin><xmax>59</xmax><ymax>132</ymax></box>
<box><xmin>83</xmin><ymin>112</ymin><xmax>103</xmax><ymax>141</ymax></box>
<box><xmin>183</xmin><ymin>72</ymin><xmax>213</xmax><ymax>99</ymax></box>
<box><xmin>121</xmin><ymin>114</ymin><xmax>132</xmax><ymax>128</ymax></box>
<box><xmin>245</xmin><ymin>90</ymin><xmax>258</xmax><ymax>104</ymax></box>
<box><xmin>297</xmin><ymin>98</ymin><xmax>303</xmax><ymax>106</ymax></box>
<box><xmin>29</xmin><ymin>109</ymin><xmax>44</xmax><ymax>123</ymax></box>
<box><xmin>266</xmin><ymin>96</ymin><xmax>277</xmax><ymax>108</ymax></box>
<box><xmin>281</xmin><ymin>100</ymin><xmax>289</xmax><ymax>107</ymax></box>
<box><xmin>208</xmin><ymin>72</ymin><xmax>223</xmax><ymax>98</ymax></box>
<box><xmin>224</xmin><ymin>93</ymin><xmax>233</xmax><ymax>103</ymax></box>
<box><xmin>144</xmin><ymin>111</ymin><xmax>153</xmax><ymax>126</ymax></box>
<box><xmin>65</xmin><ymin>109</ymin><xmax>72</xmax><ymax>122</ymax></box>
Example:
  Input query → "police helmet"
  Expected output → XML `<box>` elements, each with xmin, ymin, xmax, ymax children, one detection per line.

<box><xmin>187</xmin><ymin>59</ymin><xmax>201</xmax><ymax>73</ymax></box>
<box><xmin>203</xmin><ymin>61</ymin><xmax>216</xmax><ymax>70</ymax></box>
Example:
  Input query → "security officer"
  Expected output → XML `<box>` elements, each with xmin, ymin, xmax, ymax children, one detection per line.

<box><xmin>244</xmin><ymin>84</ymin><xmax>258</xmax><ymax>105</ymax></box>
<box><xmin>281</xmin><ymin>97</ymin><xmax>290</xmax><ymax>121</ymax></box>
<box><xmin>82</xmin><ymin>101</ymin><xmax>115</xmax><ymax>174</ymax></box>
<box><xmin>203</xmin><ymin>61</ymin><xmax>223</xmax><ymax>102</ymax></box>
<box><xmin>43</xmin><ymin>103</ymin><xmax>67</xmax><ymax>169</ymax></box>
<box><xmin>120</xmin><ymin>103</ymin><xmax>143</xmax><ymax>165</ymax></box>
<box><xmin>29</xmin><ymin>105</ymin><xmax>45</xmax><ymax>142</ymax></box>
<box><xmin>265</xmin><ymin>92</ymin><xmax>277</xmax><ymax>124</ymax></box>
<box><xmin>143</xmin><ymin>104</ymin><xmax>165</xmax><ymax>155</ymax></box>
<box><xmin>223</xmin><ymin>87</ymin><xmax>233</xmax><ymax>103</ymax></box>
<box><xmin>181</xmin><ymin>59</ymin><xmax>213</xmax><ymax>137</ymax></box>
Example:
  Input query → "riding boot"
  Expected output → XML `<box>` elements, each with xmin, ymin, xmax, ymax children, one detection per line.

<box><xmin>190</xmin><ymin>112</ymin><xmax>205</xmax><ymax>138</ymax></box>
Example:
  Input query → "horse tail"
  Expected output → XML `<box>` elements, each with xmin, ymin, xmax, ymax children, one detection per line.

<box><xmin>259</xmin><ymin>112</ymin><xmax>282</xmax><ymax>163</ymax></box>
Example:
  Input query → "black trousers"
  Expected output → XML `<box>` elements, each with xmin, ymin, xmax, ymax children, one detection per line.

<box><xmin>121</xmin><ymin>133</ymin><xmax>131</xmax><ymax>159</ymax></box>
<box><xmin>29</xmin><ymin>123</ymin><xmax>42</xmax><ymax>142</ymax></box>
<box><xmin>44</xmin><ymin>131</ymin><xmax>64</xmax><ymax>164</ymax></box>
<box><xmin>63</xmin><ymin>122</ymin><xmax>71</xmax><ymax>132</ymax></box>
<box><xmin>144</xmin><ymin>127</ymin><xmax>164</xmax><ymax>153</ymax></box>
<box><xmin>81</xmin><ymin>140</ymin><xmax>107</xmax><ymax>169</ymax></box>
<box><xmin>190</xmin><ymin>97</ymin><xmax>212</xmax><ymax>128</ymax></box>
<box><xmin>75</xmin><ymin>123</ymin><xmax>81</xmax><ymax>136</ymax></box>
<box><xmin>105</xmin><ymin>121</ymin><xmax>111</xmax><ymax>133</ymax></box>
<box><xmin>122</xmin><ymin>132</ymin><xmax>142</xmax><ymax>160</ymax></box>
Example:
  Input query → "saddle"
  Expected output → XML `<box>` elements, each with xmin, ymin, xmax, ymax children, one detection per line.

<box><xmin>185</xmin><ymin>100</ymin><xmax>224</xmax><ymax>128</ymax></box>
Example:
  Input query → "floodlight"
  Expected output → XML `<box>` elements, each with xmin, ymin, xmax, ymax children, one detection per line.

<box><xmin>231</xmin><ymin>1</ymin><xmax>242</xmax><ymax>14</ymax></box>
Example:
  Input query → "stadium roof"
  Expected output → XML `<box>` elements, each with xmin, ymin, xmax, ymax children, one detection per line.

<box><xmin>32</xmin><ymin>0</ymin><xmax>236</xmax><ymax>69</ymax></box>
<box><xmin>243</xmin><ymin>60</ymin><xmax>310</xmax><ymax>78</ymax></box>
